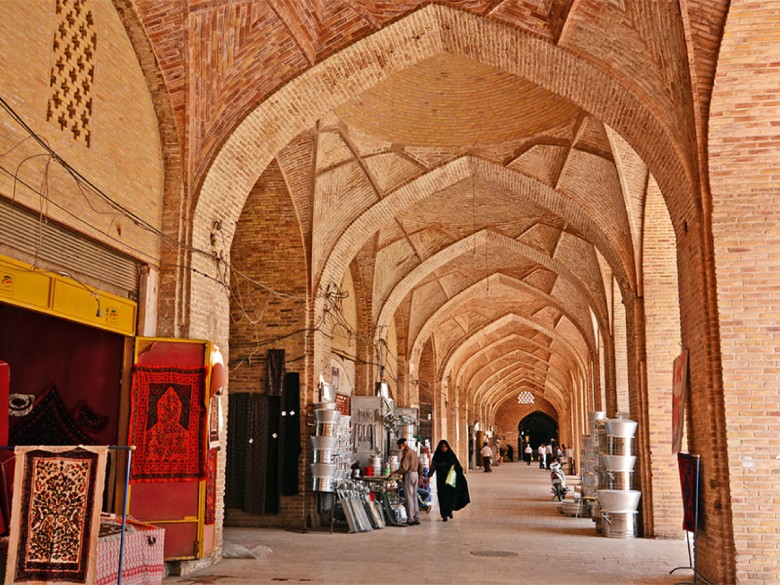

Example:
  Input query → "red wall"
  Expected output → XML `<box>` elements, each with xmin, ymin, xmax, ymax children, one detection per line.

<box><xmin>0</xmin><ymin>303</ymin><xmax>124</xmax><ymax>445</ymax></box>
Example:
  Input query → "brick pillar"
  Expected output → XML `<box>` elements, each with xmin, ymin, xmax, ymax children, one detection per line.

<box><xmin>613</xmin><ymin>282</ymin><xmax>629</xmax><ymax>414</ymax></box>
<box><xmin>642</xmin><ymin>176</ymin><xmax>684</xmax><ymax>537</ymax></box>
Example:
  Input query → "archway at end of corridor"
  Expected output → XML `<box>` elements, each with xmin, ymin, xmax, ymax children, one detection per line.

<box><xmin>518</xmin><ymin>411</ymin><xmax>559</xmax><ymax>459</ymax></box>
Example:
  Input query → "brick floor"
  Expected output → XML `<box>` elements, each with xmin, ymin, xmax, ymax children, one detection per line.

<box><xmin>166</xmin><ymin>462</ymin><xmax>691</xmax><ymax>585</ymax></box>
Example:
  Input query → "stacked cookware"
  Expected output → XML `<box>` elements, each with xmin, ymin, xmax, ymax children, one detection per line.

<box><xmin>579</xmin><ymin>411</ymin><xmax>606</xmax><ymax>519</ymax></box>
<box><xmin>311</xmin><ymin>402</ymin><xmax>341</xmax><ymax>492</ymax></box>
<box><xmin>597</xmin><ymin>417</ymin><xmax>641</xmax><ymax>538</ymax></box>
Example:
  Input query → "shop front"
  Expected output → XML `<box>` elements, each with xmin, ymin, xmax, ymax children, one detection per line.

<box><xmin>0</xmin><ymin>253</ymin><xmax>223</xmax><ymax>579</ymax></box>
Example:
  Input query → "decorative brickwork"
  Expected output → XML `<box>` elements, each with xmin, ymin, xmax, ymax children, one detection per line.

<box><xmin>46</xmin><ymin>0</ymin><xmax>96</xmax><ymax>147</ymax></box>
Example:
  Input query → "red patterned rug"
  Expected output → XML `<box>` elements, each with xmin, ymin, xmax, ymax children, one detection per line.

<box><xmin>6</xmin><ymin>446</ymin><xmax>107</xmax><ymax>585</ymax></box>
<box><xmin>129</xmin><ymin>366</ymin><xmax>207</xmax><ymax>482</ymax></box>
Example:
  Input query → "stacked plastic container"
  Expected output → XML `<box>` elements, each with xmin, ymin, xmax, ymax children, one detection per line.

<box><xmin>597</xmin><ymin>416</ymin><xmax>640</xmax><ymax>538</ymax></box>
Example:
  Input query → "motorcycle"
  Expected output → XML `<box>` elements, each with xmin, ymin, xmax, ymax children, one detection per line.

<box><xmin>550</xmin><ymin>461</ymin><xmax>568</xmax><ymax>501</ymax></box>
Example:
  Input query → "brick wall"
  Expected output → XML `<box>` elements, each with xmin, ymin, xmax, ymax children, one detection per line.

<box><xmin>228</xmin><ymin>159</ymin><xmax>309</xmax><ymax>526</ymax></box>
<box><xmin>0</xmin><ymin>0</ymin><xmax>164</xmax><ymax>266</ymax></box>
<box><xmin>710</xmin><ymin>1</ymin><xmax>780</xmax><ymax>582</ymax></box>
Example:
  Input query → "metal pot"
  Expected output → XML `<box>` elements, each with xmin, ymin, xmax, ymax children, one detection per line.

<box><xmin>606</xmin><ymin>470</ymin><xmax>634</xmax><ymax>490</ymax></box>
<box><xmin>597</xmin><ymin>489</ymin><xmax>641</xmax><ymax>512</ymax></box>
<box><xmin>605</xmin><ymin>418</ymin><xmax>638</xmax><ymax>438</ymax></box>
<box><xmin>608</xmin><ymin>435</ymin><xmax>634</xmax><ymax>456</ymax></box>
<box><xmin>315</xmin><ymin>422</ymin><xmax>338</xmax><ymax>437</ymax></box>
<box><xmin>602</xmin><ymin>511</ymin><xmax>637</xmax><ymax>539</ymax></box>
<box><xmin>312</xmin><ymin>449</ymin><xmax>335</xmax><ymax>463</ymax></box>
<box><xmin>602</xmin><ymin>455</ymin><xmax>636</xmax><ymax>472</ymax></box>
<box><xmin>314</xmin><ymin>408</ymin><xmax>341</xmax><ymax>423</ymax></box>
<box><xmin>311</xmin><ymin>462</ymin><xmax>337</xmax><ymax>477</ymax></box>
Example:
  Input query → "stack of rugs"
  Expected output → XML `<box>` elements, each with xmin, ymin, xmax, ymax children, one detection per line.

<box><xmin>95</xmin><ymin>515</ymin><xmax>165</xmax><ymax>585</ymax></box>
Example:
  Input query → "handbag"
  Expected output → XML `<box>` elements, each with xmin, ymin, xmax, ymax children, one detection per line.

<box><xmin>445</xmin><ymin>465</ymin><xmax>457</xmax><ymax>488</ymax></box>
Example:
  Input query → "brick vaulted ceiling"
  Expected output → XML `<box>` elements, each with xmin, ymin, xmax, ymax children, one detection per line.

<box><xmin>131</xmin><ymin>1</ymin><xmax>728</xmax><ymax>414</ymax></box>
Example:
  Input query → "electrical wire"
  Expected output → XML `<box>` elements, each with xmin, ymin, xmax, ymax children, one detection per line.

<box><xmin>0</xmin><ymin>98</ymin><xmax>304</xmax><ymax>302</ymax></box>
<box><xmin>0</xmin><ymin>100</ymin><xmax>405</xmax><ymax>374</ymax></box>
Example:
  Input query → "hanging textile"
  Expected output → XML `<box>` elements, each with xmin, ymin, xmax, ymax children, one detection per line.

<box><xmin>281</xmin><ymin>373</ymin><xmax>301</xmax><ymax>496</ymax></box>
<box><xmin>5</xmin><ymin>446</ymin><xmax>108</xmax><ymax>585</ymax></box>
<box><xmin>266</xmin><ymin>349</ymin><xmax>285</xmax><ymax>397</ymax></box>
<box><xmin>128</xmin><ymin>366</ymin><xmax>207</xmax><ymax>483</ymax></box>
<box><xmin>205</xmin><ymin>448</ymin><xmax>218</xmax><ymax>525</ymax></box>
<box><xmin>225</xmin><ymin>393</ymin><xmax>281</xmax><ymax>515</ymax></box>
<box><xmin>9</xmin><ymin>385</ymin><xmax>95</xmax><ymax>446</ymax></box>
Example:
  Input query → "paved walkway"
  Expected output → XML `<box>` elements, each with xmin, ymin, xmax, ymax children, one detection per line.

<box><xmin>166</xmin><ymin>462</ymin><xmax>690</xmax><ymax>585</ymax></box>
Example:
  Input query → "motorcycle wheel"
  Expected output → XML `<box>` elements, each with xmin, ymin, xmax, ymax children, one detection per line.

<box><xmin>555</xmin><ymin>486</ymin><xmax>563</xmax><ymax>501</ymax></box>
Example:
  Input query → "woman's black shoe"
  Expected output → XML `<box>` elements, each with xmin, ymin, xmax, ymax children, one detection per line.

<box><xmin>442</xmin><ymin>516</ymin><xmax>448</xmax><ymax>522</ymax></box>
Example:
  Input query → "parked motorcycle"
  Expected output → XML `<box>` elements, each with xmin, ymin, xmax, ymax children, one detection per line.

<box><xmin>550</xmin><ymin>461</ymin><xmax>568</xmax><ymax>501</ymax></box>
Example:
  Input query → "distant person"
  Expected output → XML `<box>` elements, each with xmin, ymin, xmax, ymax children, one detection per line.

<box><xmin>396</xmin><ymin>438</ymin><xmax>422</xmax><ymax>525</ymax></box>
<box><xmin>524</xmin><ymin>443</ymin><xmax>533</xmax><ymax>465</ymax></box>
<box><xmin>428</xmin><ymin>439</ymin><xmax>470</xmax><ymax>522</ymax></box>
<box><xmin>538</xmin><ymin>443</ymin><xmax>546</xmax><ymax>469</ymax></box>
<box><xmin>480</xmin><ymin>441</ymin><xmax>493</xmax><ymax>472</ymax></box>
<box><xmin>507</xmin><ymin>444</ymin><xmax>514</xmax><ymax>463</ymax></box>
<box><xmin>545</xmin><ymin>443</ymin><xmax>553</xmax><ymax>470</ymax></box>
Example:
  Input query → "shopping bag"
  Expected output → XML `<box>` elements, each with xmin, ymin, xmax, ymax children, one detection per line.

<box><xmin>445</xmin><ymin>465</ymin><xmax>457</xmax><ymax>488</ymax></box>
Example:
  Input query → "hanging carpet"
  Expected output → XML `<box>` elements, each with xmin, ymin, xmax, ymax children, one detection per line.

<box><xmin>5</xmin><ymin>445</ymin><xmax>108</xmax><ymax>585</ymax></box>
<box><xmin>9</xmin><ymin>385</ymin><xmax>95</xmax><ymax>446</ymax></box>
<box><xmin>128</xmin><ymin>366</ymin><xmax>207</xmax><ymax>483</ymax></box>
<box><xmin>205</xmin><ymin>448</ymin><xmax>218</xmax><ymax>525</ymax></box>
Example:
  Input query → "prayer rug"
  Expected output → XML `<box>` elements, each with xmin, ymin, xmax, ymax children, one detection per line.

<box><xmin>129</xmin><ymin>366</ymin><xmax>207</xmax><ymax>482</ymax></box>
<box><xmin>6</xmin><ymin>446</ymin><xmax>107</xmax><ymax>585</ymax></box>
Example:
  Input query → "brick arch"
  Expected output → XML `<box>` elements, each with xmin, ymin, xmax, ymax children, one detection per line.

<box><xmin>403</xmin><ymin>271</ymin><xmax>597</xmax><ymax>373</ymax></box>
<box><xmin>465</xmin><ymin>338</ymin><xmax>571</xmax><ymax>397</ymax></box>
<box><xmin>319</xmin><ymin>160</ymin><xmax>621</xmax><ymax>378</ymax></box>
<box><xmin>391</xmin><ymin>233</ymin><xmax>606</xmax><ymax>372</ymax></box>
<box><xmin>465</xmin><ymin>337</ymin><xmax>572</xmax><ymax>413</ymax></box>
<box><xmin>191</xmin><ymin>4</ymin><xmax>694</xmax><ymax>338</ymax></box>
<box><xmin>442</xmin><ymin>313</ymin><xmax>589</xmax><ymax>389</ymax></box>
<box><xmin>456</xmin><ymin>318</ymin><xmax>589</xmax><ymax>384</ymax></box>
<box><xmin>441</xmin><ymin>312</ymin><xmax>587</xmax><ymax>402</ymax></box>
<box><xmin>469</xmin><ymin>349</ymin><xmax>569</xmax><ymax>410</ymax></box>
<box><xmin>438</xmin><ymin>313</ymin><xmax>581</xmax><ymax>402</ymax></box>
<box><xmin>316</xmin><ymin>158</ymin><xmax>623</xmax><ymax>333</ymax></box>
<box><xmin>482</xmin><ymin>368</ymin><xmax>567</xmax><ymax>423</ymax></box>
<box><xmin>487</xmin><ymin>376</ymin><xmax>571</xmax><ymax>430</ymax></box>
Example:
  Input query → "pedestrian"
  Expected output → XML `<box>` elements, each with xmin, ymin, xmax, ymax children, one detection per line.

<box><xmin>420</xmin><ymin>445</ymin><xmax>432</xmax><ymax>490</ymax></box>
<box><xmin>538</xmin><ymin>443</ymin><xmax>546</xmax><ymax>469</ymax></box>
<box><xmin>428</xmin><ymin>439</ymin><xmax>470</xmax><ymax>522</ymax></box>
<box><xmin>545</xmin><ymin>443</ymin><xmax>553</xmax><ymax>470</ymax></box>
<box><xmin>507</xmin><ymin>443</ymin><xmax>514</xmax><ymax>463</ymax></box>
<box><xmin>480</xmin><ymin>441</ymin><xmax>493</xmax><ymax>472</ymax></box>
<box><xmin>524</xmin><ymin>443</ymin><xmax>533</xmax><ymax>465</ymax></box>
<box><xmin>396</xmin><ymin>438</ymin><xmax>422</xmax><ymax>525</ymax></box>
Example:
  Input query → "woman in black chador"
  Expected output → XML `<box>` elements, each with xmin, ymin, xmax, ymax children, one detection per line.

<box><xmin>428</xmin><ymin>439</ymin><xmax>470</xmax><ymax>522</ymax></box>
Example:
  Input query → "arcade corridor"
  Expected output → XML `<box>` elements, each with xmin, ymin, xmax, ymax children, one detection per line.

<box><xmin>166</xmin><ymin>463</ymin><xmax>689</xmax><ymax>585</ymax></box>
